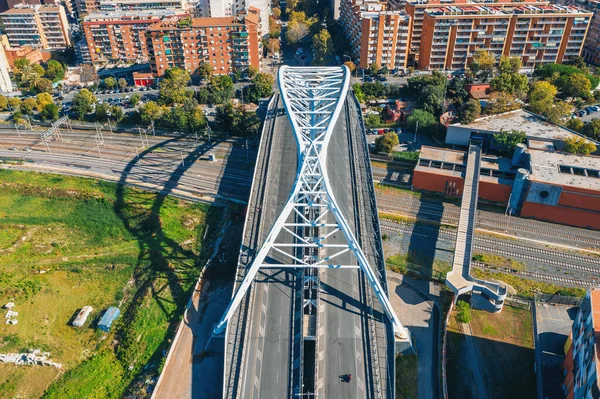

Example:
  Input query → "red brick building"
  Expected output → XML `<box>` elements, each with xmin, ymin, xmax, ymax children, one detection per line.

<box><xmin>412</xmin><ymin>146</ymin><xmax>600</xmax><ymax>230</ymax></box>
<box><xmin>145</xmin><ymin>8</ymin><xmax>261</xmax><ymax>77</ymax></box>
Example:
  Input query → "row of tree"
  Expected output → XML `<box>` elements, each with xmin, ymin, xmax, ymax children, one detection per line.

<box><xmin>0</xmin><ymin>92</ymin><xmax>59</xmax><ymax>122</ymax></box>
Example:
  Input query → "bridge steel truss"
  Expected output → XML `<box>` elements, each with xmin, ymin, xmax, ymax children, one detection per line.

<box><xmin>214</xmin><ymin>65</ymin><xmax>410</xmax><ymax>342</ymax></box>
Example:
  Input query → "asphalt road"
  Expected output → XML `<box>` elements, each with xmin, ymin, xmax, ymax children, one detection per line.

<box><xmin>238</xmin><ymin>98</ymin><xmax>298</xmax><ymax>399</ymax></box>
<box><xmin>319</xmin><ymin>98</ymin><xmax>367</xmax><ymax>398</ymax></box>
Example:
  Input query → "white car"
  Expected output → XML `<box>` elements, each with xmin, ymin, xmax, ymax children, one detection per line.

<box><xmin>273</xmin><ymin>53</ymin><xmax>280</xmax><ymax>59</ymax></box>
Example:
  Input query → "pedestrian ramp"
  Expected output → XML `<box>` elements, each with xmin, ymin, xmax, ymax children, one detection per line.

<box><xmin>445</xmin><ymin>141</ymin><xmax>507</xmax><ymax>311</ymax></box>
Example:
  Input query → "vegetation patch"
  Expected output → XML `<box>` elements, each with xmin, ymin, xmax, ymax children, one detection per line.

<box><xmin>0</xmin><ymin>170</ymin><xmax>222</xmax><ymax>399</ymax></box>
<box><xmin>472</xmin><ymin>252</ymin><xmax>526</xmax><ymax>271</ymax></box>
<box><xmin>469</xmin><ymin>306</ymin><xmax>536</xmax><ymax>399</ymax></box>
<box><xmin>396</xmin><ymin>354</ymin><xmax>418</xmax><ymax>399</ymax></box>
<box><xmin>386</xmin><ymin>251</ymin><xmax>451</xmax><ymax>281</ymax></box>
<box><xmin>471</xmin><ymin>269</ymin><xmax>586</xmax><ymax>299</ymax></box>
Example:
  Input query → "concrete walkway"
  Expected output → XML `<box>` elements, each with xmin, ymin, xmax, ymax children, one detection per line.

<box><xmin>462</xmin><ymin>322</ymin><xmax>489</xmax><ymax>399</ymax></box>
<box><xmin>387</xmin><ymin>272</ymin><xmax>441</xmax><ymax>399</ymax></box>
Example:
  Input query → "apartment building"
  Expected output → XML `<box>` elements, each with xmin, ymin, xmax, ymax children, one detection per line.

<box><xmin>0</xmin><ymin>3</ymin><xmax>70</xmax><ymax>49</ymax></box>
<box><xmin>417</xmin><ymin>3</ymin><xmax>592</xmax><ymax>70</ymax></box>
<box><xmin>405</xmin><ymin>0</ymin><xmax>548</xmax><ymax>64</ymax></box>
<box><xmin>563</xmin><ymin>288</ymin><xmax>600</xmax><ymax>399</ymax></box>
<box><xmin>82</xmin><ymin>10</ymin><xmax>179</xmax><ymax>63</ymax></box>
<box><xmin>0</xmin><ymin>43</ymin><xmax>14</xmax><ymax>92</ymax></box>
<box><xmin>75</xmin><ymin>0</ymin><xmax>197</xmax><ymax>17</ymax></box>
<box><xmin>554</xmin><ymin>0</ymin><xmax>600</xmax><ymax>65</ymax></box>
<box><xmin>339</xmin><ymin>0</ymin><xmax>412</xmax><ymax>69</ymax></box>
<box><xmin>145</xmin><ymin>8</ymin><xmax>260</xmax><ymax>77</ymax></box>
<box><xmin>198</xmin><ymin>0</ymin><xmax>268</xmax><ymax>36</ymax></box>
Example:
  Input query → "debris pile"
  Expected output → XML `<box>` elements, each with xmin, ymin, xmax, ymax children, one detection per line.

<box><xmin>4</xmin><ymin>302</ymin><xmax>17</xmax><ymax>325</ymax></box>
<box><xmin>0</xmin><ymin>349</ymin><xmax>62</xmax><ymax>369</ymax></box>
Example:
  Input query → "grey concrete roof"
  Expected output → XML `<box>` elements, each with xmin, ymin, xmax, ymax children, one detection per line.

<box><xmin>450</xmin><ymin>109</ymin><xmax>595</xmax><ymax>143</ymax></box>
<box><xmin>529</xmin><ymin>149</ymin><xmax>600</xmax><ymax>191</ymax></box>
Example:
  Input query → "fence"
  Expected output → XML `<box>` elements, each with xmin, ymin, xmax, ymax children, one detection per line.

<box><xmin>534</xmin><ymin>294</ymin><xmax>583</xmax><ymax>307</ymax></box>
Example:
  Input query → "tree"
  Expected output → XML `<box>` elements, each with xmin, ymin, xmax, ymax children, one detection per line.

<box><xmin>95</xmin><ymin>102</ymin><xmax>110</xmax><ymax>121</ymax></box>
<box><xmin>14</xmin><ymin>58</ymin><xmax>30</xmax><ymax>71</ymax></box>
<box><xmin>7</xmin><ymin>97</ymin><xmax>21</xmax><ymax>111</ymax></box>
<box><xmin>110</xmin><ymin>105</ymin><xmax>123</xmax><ymax>122</ymax></box>
<box><xmin>456</xmin><ymin>300</ymin><xmax>472</xmax><ymax>323</ymax></box>
<box><xmin>272</xmin><ymin>6</ymin><xmax>281</xmax><ymax>18</ymax></box>
<box><xmin>583</xmin><ymin>119</ymin><xmax>600</xmax><ymax>141</ymax></box>
<box><xmin>529</xmin><ymin>81</ymin><xmax>558</xmax><ymax>113</ymax></box>
<box><xmin>408</xmin><ymin>72</ymin><xmax>447</xmax><ymax>115</ymax></box>
<box><xmin>563</xmin><ymin>136</ymin><xmax>597</xmax><ymax>155</ymax></box>
<box><xmin>458</xmin><ymin>99</ymin><xmax>481</xmax><ymax>124</ymax></box>
<box><xmin>159</xmin><ymin>67</ymin><xmax>192</xmax><ymax>105</ymax></box>
<box><xmin>0</xmin><ymin>95</ymin><xmax>8</xmax><ymax>111</ymax></box>
<box><xmin>20</xmin><ymin>98</ymin><xmax>38</xmax><ymax>115</ymax></box>
<box><xmin>369</xmin><ymin>63</ymin><xmax>380</xmax><ymax>76</ymax></box>
<box><xmin>247</xmin><ymin>65</ymin><xmax>259</xmax><ymax>79</ymax></box>
<box><xmin>196</xmin><ymin>62</ymin><xmax>213</xmax><ymax>81</ymax></box>
<box><xmin>498</xmin><ymin>56</ymin><xmax>521</xmax><ymax>74</ymax></box>
<box><xmin>208</xmin><ymin>74</ymin><xmax>234</xmax><ymax>104</ymax></box>
<box><xmin>286</xmin><ymin>19</ymin><xmax>309</xmax><ymax>44</ymax></box>
<box><xmin>494</xmin><ymin>129</ymin><xmax>526</xmax><ymax>152</ymax></box>
<box><xmin>344</xmin><ymin>61</ymin><xmax>356</xmax><ymax>73</ymax></box>
<box><xmin>312</xmin><ymin>29</ymin><xmax>333</xmax><ymax>65</ymax></box>
<box><xmin>269</xmin><ymin>16</ymin><xmax>282</xmax><ymax>38</ymax></box>
<box><xmin>71</xmin><ymin>88</ymin><xmax>96</xmax><ymax>119</ymax></box>
<box><xmin>265</xmin><ymin>38</ymin><xmax>280</xmax><ymax>55</ymax></box>
<box><xmin>469</xmin><ymin>49</ymin><xmax>495</xmax><ymax>81</ymax></box>
<box><xmin>406</xmin><ymin>109</ymin><xmax>437</xmax><ymax>135</ymax></box>
<box><xmin>40</xmin><ymin>103</ymin><xmax>59</xmax><ymax>121</ymax></box>
<box><xmin>118</xmin><ymin>78</ymin><xmax>128</xmax><ymax>90</ymax></box>
<box><xmin>44</xmin><ymin>60</ymin><xmax>65</xmax><ymax>81</ymax></box>
<box><xmin>104</xmin><ymin>77</ymin><xmax>117</xmax><ymax>89</ymax></box>
<box><xmin>79</xmin><ymin>64</ymin><xmax>98</xmax><ymax>84</ymax></box>
<box><xmin>215</xmin><ymin>102</ymin><xmax>260</xmax><ymax>136</ymax></box>
<box><xmin>380</xmin><ymin>65</ymin><xmax>389</xmax><ymax>76</ymax></box>
<box><xmin>447</xmin><ymin>78</ymin><xmax>469</xmax><ymax>106</ymax></box>
<box><xmin>130</xmin><ymin>93</ymin><xmax>141</xmax><ymax>107</ymax></box>
<box><xmin>245</xmin><ymin>72</ymin><xmax>274</xmax><ymax>103</ymax></box>
<box><xmin>558</xmin><ymin>73</ymin><xmax>591</xmax><ymax>99</ymax></box>
<box><xmin>566</xmin><ymin>118</ymin><xmax>584</xmax><ymax>132</ymax></box>
<box><xmin>139</xmin><ymin>101</ymin><xmax>164</xmax><ymax>124</ymax></box>
<box><xmin>490</xmin><ymin>73</ymin><xmax>529</xmax><ymax>98</ymax></box>
<box><xmin>34</xmin><ymin>78</ymin><xmax>53</xmax><ymax>93</ymax></box>
<box><xmin>374</xmin><ymin>132</ymin><xmax>399</xmax><ymax>153</ymax></box>
<box><xmin>485</xmin><ymin>92</ymin><xmax>521</xmax><ymax>115</ymax></box>
<box><xmin>36</xmin><ymin>92</ymin><xmax>53</xmax><ymax>110</ymax></box>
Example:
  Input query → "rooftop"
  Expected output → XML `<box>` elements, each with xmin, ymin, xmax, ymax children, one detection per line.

<box><xmin>424</xmin><ymin>3</ymin><xmax>592</xmax><ymax>15</ymax></box>
<box><xmin>416</xmin><ymin>146</ymin><xmax>515</xmax><ymax>184</ymax></box>
<box><xmin>529</xmin><ymin>149</ymin><xmax>600</xmax><ymax>191</ymax></box>
<box><xmin>84</xmin><ymin>9</ymin><xmax>178</xmax><ymax>21</ymax></box>
<box><xmin>450</xmin><ymin>109</ymin><xmax>598</xmax><ymax>144</ymax></box>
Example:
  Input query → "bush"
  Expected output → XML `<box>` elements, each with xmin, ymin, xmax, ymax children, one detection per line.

<box><xmin>456</xmin><ymin>300</ymin><xmax>472</xmax><ymax>323</ymax></box>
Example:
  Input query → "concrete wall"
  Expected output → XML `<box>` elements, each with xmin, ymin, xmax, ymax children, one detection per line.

<box><xmin>413</xmin><ymin>170</ymin><xmax>512</xmax><ymax>203</ymax></box>
<box><xmin>521</xmin><ymin>201</ymin><xmax>600</xmax><ymax>230</ymax></box>
<box><xmin>479</xmin><ymin>180</ymin><xmax>511</xmax><ymax>204</ymax></box>
<box><xmin>412</xmin><ymin>170</ymin><xmax>463</xmax><ymax>197</ymax></box>
<box><xmin>558</xmin><ymin>187</ymin><xmax>600</xmax><ymax>213</ymax></box>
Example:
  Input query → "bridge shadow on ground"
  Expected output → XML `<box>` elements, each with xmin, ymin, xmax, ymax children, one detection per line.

<box><xmin>108</xmin><ymin>132</ymin><xmax>245</xmax><ymax>397</ymax></box>
<box><xmin>406</xmin><ymin>198</ymin><xmax>445</xmax><ymax>281</ymax></box>
<box><xmin>446</xmin><ymin>331</ymin><xmax>536</xmax><ymax>399</ymax></box>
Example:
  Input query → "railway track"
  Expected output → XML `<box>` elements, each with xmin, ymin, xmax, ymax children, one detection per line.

<box><xmin>377</xmin><ymin>195</ymin><xmax>600</xmax><ymax>248</ymax></box>
<box><xmin>379</xmin><ymin>219</ymin><xmax>600</xmax><ymax>277</ymax></box>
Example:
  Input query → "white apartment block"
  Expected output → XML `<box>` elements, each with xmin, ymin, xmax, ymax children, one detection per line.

<box><xmin>0</xmin><ymin>44</ymin><xmax>14</xmax><ymax>93</ymax></box>
<box><xmin>198</xmin><ymin>0</ymin><xmax>269</xmax><ymax>36</ymax></box>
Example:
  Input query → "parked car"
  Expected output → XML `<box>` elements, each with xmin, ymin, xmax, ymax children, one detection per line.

<box><xmin>363</xmin><ymin>76</ymin><xmax>373</xmax><ymax>82</ymax></box>
<box><xmin>592</xmin><ymin>106</ymin><xmax>600</xmax><ymax>112</ymax></box>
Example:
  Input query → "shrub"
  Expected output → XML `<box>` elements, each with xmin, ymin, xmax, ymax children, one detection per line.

<box><xmin>456</xmin><ymin>300</ymin><xmax>472</xmax><ymax>323</ymax></box>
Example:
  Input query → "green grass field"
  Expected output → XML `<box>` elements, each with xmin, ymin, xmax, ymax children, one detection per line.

<box><xmin>0</xmin><ymin>170</ymin><xmax>222</xmax><ymax>398</ymax></box>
